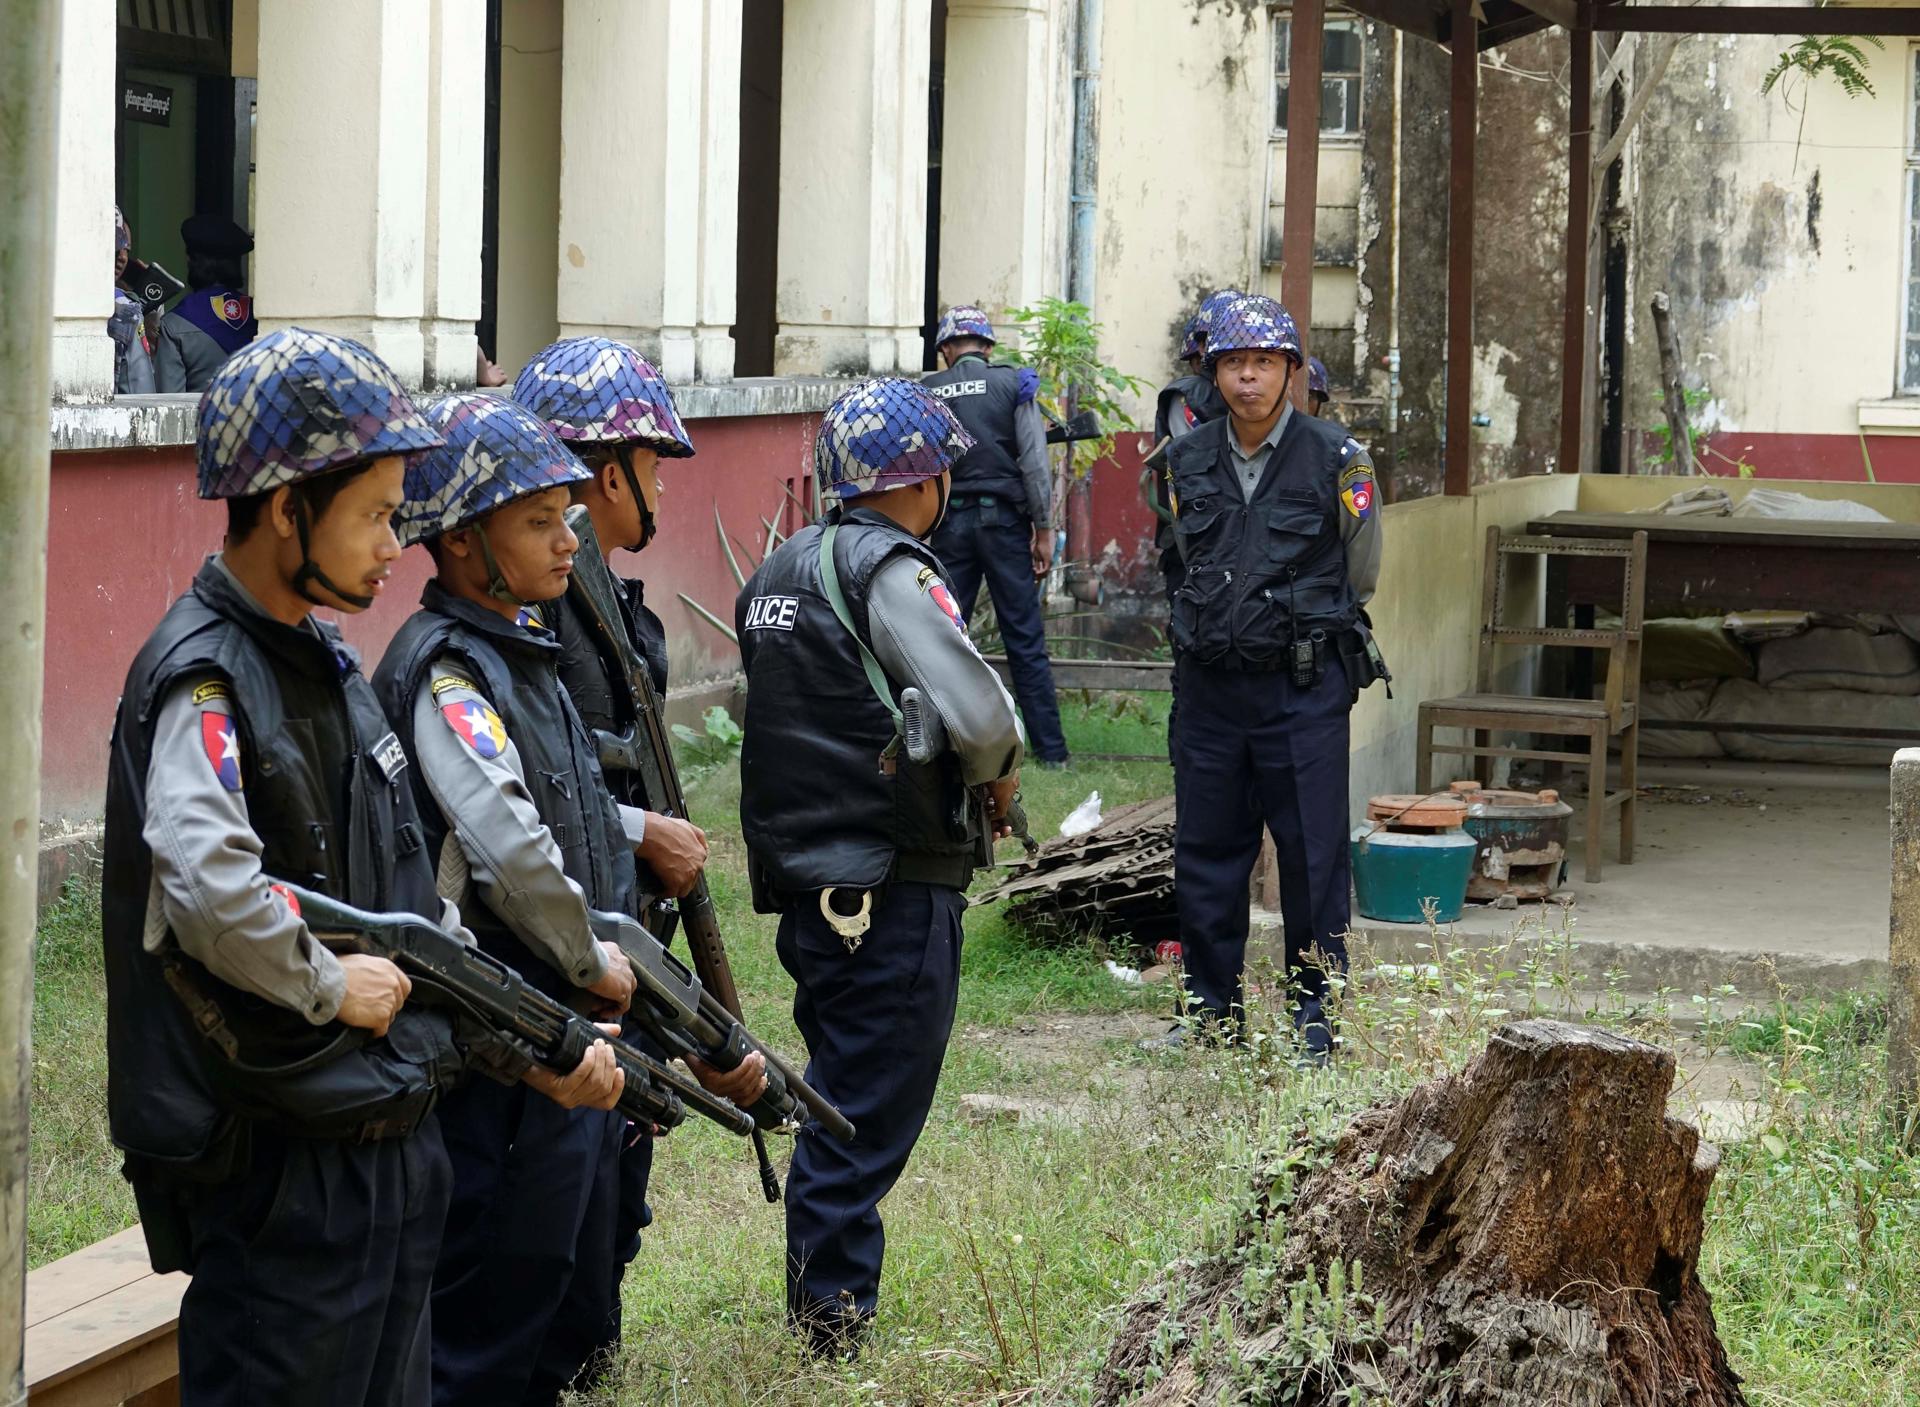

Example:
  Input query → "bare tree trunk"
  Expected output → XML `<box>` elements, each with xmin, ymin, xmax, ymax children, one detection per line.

<box><xmin>1094</xmin><ymin>1021</ymin><xmax>1748</xmax><ymax>1406</ymax></box>
<box><xmin>0</xmin><ymin>2</ymin><xmax>61</xmax><ymax>1401</ymax></box>
<box><xmin>1651</xmin><ymin>293</ymin><xmax>1696</xmax><ymax>475</ymax></box>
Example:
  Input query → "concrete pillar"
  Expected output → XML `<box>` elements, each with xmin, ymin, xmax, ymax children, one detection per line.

<box><xmin>938</xmin><ymin>0</ymin><xmax>1051</xmax><ymax>328</ymax></box>
<box><xmin>49</xmin><ymin>0</ymin><xmax>116</xmax><ymax>400</ymax></box>
<box><xmin>558</xmin><ymin>0</ymin><xmax>740</xmax><ymax>384</ymax></box>
<box><xmin>254</xmin><ymin>0</ymin><xmax>432</xmax><ymax>382</ymax></box>
<box><xmin>423</xmin><ymin>0</ymin><xmax>487</xmax><ymax>388</ymax></box>
<box><xmin>775</xmin><ymin>0</ymin><xmax>930</xmax><ymax>376</ymax></box>
<box><xmin>1890</xmin><ymin>749</ymin><xmax>1920</xmax><ymax>1134</ymax></box>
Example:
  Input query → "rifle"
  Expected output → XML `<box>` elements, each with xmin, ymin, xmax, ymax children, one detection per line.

<box><xmin>275</xmin><ymin>883</ymin><xmax>756</xmax><ymax>1139</ymax></box>
<box><xmin>900</xmin><ymin>687</ymin><xmax>1040</xmax><ymax>864</ymax></box>
<box><xmin>563</xmin><ymin>503</ymin><xmax>815</xmax><ymax>1201</ymax></box>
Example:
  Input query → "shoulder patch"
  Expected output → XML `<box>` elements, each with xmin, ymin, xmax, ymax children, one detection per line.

<box><xmin>1339</xmin><ymin>461</ymin><xmax>1374</xmax><ymax>488</ymax></box>
<box><xmin>200</xmin><ymin>710</ymin><xmax>243</xmax><ymax>791</ymax></box>
<box><xmin>440</xmin><ymin>700</ymin><xmax>508</xmax><ymax>759</ymax></box>
<box><xmin>925</xmin><ymin>577</ymin><xmax>968</xmax><ymax>632</ymax></box>
<box><xmin>431</xmin><ymin>673</ymin><xmax>479</xmax><ymax>698</ymax></box>
<box><xmin>191</xmin><ymin>680</ymin><xmax>230</xmax><ymax>706</ymax></box>
<box><xmin>1341</xmin><ymin>480</ymin><xmax>1375</xmax><ymax>521</ymax></box>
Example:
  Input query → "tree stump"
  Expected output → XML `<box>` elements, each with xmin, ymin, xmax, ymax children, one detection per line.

<box><xmin>1094</xmin><ymin>1021</ymin><xmax>1747</xmax><ymax>1406</ymax></box>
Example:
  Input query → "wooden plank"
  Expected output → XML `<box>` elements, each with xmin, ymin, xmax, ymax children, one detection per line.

<box><xmin>1558</xmin><ymin>541</ymin><xmax>1920</xmax><ymax>617</ymax></box>
<box><xmin>1591</xmin><ymin>4</ymin><xmax>1920</xmax><ymax>35</ymax></box>
<box><xmin>32</xmin><ymin>1331</ymin><xmax>178</xmax><ymax>1407</ymax></box>
<box><xmin>24</xmin><ymin>1229</ymin><xmax>157</xmax><ymax>1328</ymax></box>
<box><xmin>1643</xmin><ymin>719</ymin><xmax>1920</xmax><ymax>741</ymax></box>
<box><xmin>1529</xmin><ymin>510</ymin><xmax>1920</xmax><ymax>547</ymax></box>
<box><xmin>987</xmin><ymin>656</ymin><xmax>1173</xmax><ymax>693</ymax></box>
<box><xmin>26</xmin><ymin>1228</ymin><xmax>187</xmax><ymax>1399</ymax></box>
<box><xmin>1445</xmin><ymin>0</ymin><xmax>1477</xmax><ymax>496</ymax></box>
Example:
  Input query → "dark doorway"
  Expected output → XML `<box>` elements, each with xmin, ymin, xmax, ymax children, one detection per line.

<box><xmin>735</xmin><ymin>0</ymin><xmax>784</xmax><ymax>377</ymax></box>
<box><xmin>921</xmin><ymin>0</ymin><xmax>948</xmax><ymax>371</ymax></box>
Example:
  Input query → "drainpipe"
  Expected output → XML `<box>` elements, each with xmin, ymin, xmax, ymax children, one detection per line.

<box><xmin>0</xmin><ymin>0</ymin><xmax>60</xmax><ymax>1399</ymax></box>
<box><xmin>1386</xmin><ymin>29</ymin><xmax>1404</xmax><ymax>498</ymax></box>
<box><xmin>1063</xmin><ymin>0</ymin><xmax>1101</xmax><ymax>602</ymax></box>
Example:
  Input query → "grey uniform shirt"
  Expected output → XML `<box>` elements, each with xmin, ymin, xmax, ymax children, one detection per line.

<box><xmin>410</xmin><ymin>661</ymin><xmax>610</xmax><ymax>989</ymax></box>
<box><xmin>1013</xmin><ymin>400</ymin><xmax>1052</xmax><ymax>530</ymax></box>
<box><xmin>141</xmin><ymin>555</ymin><xmax>468</xmax><ymax>1024</ymax></box>
<box><xmin>865</xmin><ymin>556</ymin><xmax>1025</xmax><ymax>786</ymax></box>
<box><xmin>1226</xmin><ymin>405</ymin><xmax>1384</xmax><ymax>607</ymax></box>
<box><xmin>154</xmin><ymin>313</ymin><xmax>233</xmax><ymax>394</ymax></box>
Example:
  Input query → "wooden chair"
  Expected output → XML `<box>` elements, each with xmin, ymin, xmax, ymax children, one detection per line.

<box><xmin>1415</xmin><ymin>526</ymin><xmax>1647</xmax><ymax>883</ymax></box>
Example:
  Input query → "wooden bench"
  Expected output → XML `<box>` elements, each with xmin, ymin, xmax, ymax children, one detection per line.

<box><xmin>26</xmin><ymin>1226</ymin><xmax>185</xmax><ymax>1406</ymax></box>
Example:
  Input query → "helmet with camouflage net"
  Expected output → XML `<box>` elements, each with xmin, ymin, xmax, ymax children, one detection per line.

<box><xmin>813</xmin><ymin>377</ymin><xmax>975</xmax><ymax>502</ymax></box>
<box><xmin>1203</xmin><ymin>294</ymin><xmax>1303</xmax><ymax>373</ymax></box>
<box><xmin>195</xmin><ymin>327</ymin><xmax>442</xmax><ymax>500</ymax></box>
<box><xmin>510</xmin><ymin>336</ymin><xmax>695</xmax><ymax>457</ymax></box>
<box><xmin>1307</xmin><ymin>355</ymin><xmax>1330</xmax><ymax>398</ymax></box>
<box><xmin>397</xmin><ymin>392</ymin><xmax>594</xmax><ymax>546</ymax></box>
<box><xmin>1178</xmin><ymin>288</ymin><xmax>1246</xmax><ymax>362</ymax></box>
<box><xmin>934</xmin><ymin>304</ymin><xmax>996</xmax><ymax>349</ymax></box>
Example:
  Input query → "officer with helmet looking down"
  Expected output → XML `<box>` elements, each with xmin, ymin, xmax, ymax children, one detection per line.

<box><xmin>920</xmin><ymin>304</ymin><xmax>1070</xmax><ymax>768</ymax></box>
<box><xmin>372</xmin><ymin>395</ymin><xmax>649</xmax><ymax>1406</ymax></box>
<box><xmin>1145</xmin><ymin>294</ymin><xmax>1389</xmax><ymax>1061</ymax></box>
<box><xmin>101</xmin><ymin>330</ymin><xmax>621</xmax><ymax>1407</ymax></box>
<box><xmin>1306</xmin><ymin>355</ymin><xmax>1332</xmax><ymax>418</ymax></box>
<box><xmin>735</xmin><ymin>378</ymin><xmax>1025</xmax><ymax>1357</ymax></box>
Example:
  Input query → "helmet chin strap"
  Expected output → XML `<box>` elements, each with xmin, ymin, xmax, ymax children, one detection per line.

<box><xmin>924</xmin><ymin>474</ymin><xmax>951</xmax><ymax>539</ymax></box>
<box><xmin>289</xmin><ymin>490</ymin><xmax>374</xmax><ymax>611</ymax></box>
<box><xmin>615</xmin><ymin>446</ymin><xmax>657</xmax><ymax>553</ymax></box>
<box><xmin>471</xmin><ymin>524</ymin><xmax>527</xmax><ymax>607</ymax></box>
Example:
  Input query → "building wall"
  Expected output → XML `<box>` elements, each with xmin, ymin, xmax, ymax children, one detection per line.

<box><xmin>495</xmin><ymin>0</ymin><xmax>564</xmax><ymax>373</ymax></box>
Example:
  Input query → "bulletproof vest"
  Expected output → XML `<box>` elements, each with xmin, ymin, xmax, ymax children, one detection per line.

<box><xmin>1152</xmin><ymin>375</ymin><xmax>1227</xmax><ymax>552</ymax></box>
<box><xmin>374</xmin><ymin>581</ymin><xmax>637</xmax><ymax>985</ymax></box>
<box><xmin>735</xmin><ymin>509</ymin><xmax>982</xmax><ymax>903</ymax></box>
<box><xmin>1164</xmin><ymin>410</ymin><xmax>1362</xmax><ymax>670</ymax></box>
<box><xmin>921</xmin><ymin>353</ymin><xmax>1029</xmax><ymax>511</ymax></box>
<box><xmin>102</xmin><ymin>560</ymin><xmax>451</xmax><ymax>1174</ymax></box>
<box><xmin>547</xmin><ymin>575</ymin><xmax>669</xmax><ymax>816</ymax></box>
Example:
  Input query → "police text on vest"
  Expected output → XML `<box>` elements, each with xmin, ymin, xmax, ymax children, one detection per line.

<box><xmin>744</xmin><ymin>594</ymin><xmax>801</xmax><ymax>631</ymax></box>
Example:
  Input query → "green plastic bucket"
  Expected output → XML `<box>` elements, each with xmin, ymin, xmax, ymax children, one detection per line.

<box><xmin>1350</xmin><ymin>826</ymin><xmax>1478</xmax><ymax>924</ymax></box>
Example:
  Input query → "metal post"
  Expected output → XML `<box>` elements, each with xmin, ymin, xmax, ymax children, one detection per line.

<box><xmin>1891</xmin><ymin>750</ymin><xmax>1920</xmax><ymax>1140</ymax></box>
<box><xmin>1065</xmin><ymin>0</ymin><xmax>1101</xmax><ymax>573</ymax></box>
<box><xmin>1558</xmin><ymin>4</ymin><xmax>1594</xmax><ymax>475</ymax></box>
<box><xmin>1282</xmin><ymin>0</ymin><xmax>1325</xmax><ymax>411</ymax></box>
<box><xmin>0</xmin><ymin>0</ymin><xmax>61</xmax><ymax>1400</ymax></box>
<box><xmin>1444</xmin><ymin>0</ymin><xmax>1477</xmax><ymax>496</ymax></box>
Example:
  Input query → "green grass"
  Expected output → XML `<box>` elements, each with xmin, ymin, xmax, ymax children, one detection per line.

<box><xmin>24</xmin><ymin>696</ymin><xmax>1920</xmax><ymax>1405</ymax></box>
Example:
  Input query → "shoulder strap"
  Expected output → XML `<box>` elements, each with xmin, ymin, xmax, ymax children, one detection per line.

<box><xmin>817</xmin><ymin>524</ymin><xmax>903</xmax><ymax>737</ymax></box>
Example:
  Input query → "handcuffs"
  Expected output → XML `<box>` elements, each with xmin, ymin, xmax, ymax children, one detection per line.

<box><xmin>819</xmin><ymin>887</ymin><xmax>873</xmax><ymax>954</ymax></box>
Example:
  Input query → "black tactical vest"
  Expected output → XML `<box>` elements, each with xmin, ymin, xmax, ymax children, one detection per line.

<box><xmin>922</xmin><ymin>353</ymin><xmax>1029</xmax><ymax>512</ymax></box>
<box><xmin>736</xmin><ymin>510</ymin><xmax>981</xmax><ymax>904</ymax></box>
<box><xmin>102</xmin><ymin>561</ymin><xmax>456</xmax><ymax>1179</ymax></box>
<box><xmin>374</xmin><ymin>582</ymin><xmax>637</xmax><ymax>989</ymax></box>
<box><xmin>1152</xmin><ymin>375</ymin><xmax>1228</xmax><ymax>554</ymax></box>
<box><xmin>547</xmin><ymin>576</ymin><xmax>669</xmax><ymax>817</ymax></box>
<box><xmin>1165</xmin><ymin>410</ymin><xmax>1362</xmax><ymax>670</ymax></box>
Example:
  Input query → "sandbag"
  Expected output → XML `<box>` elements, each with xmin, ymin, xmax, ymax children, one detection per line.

<box><xmin>1641</xmin><ymin>616</ymin><xmax>1755</xmax><ymax>682</ymax></box>
<box><xmin>1632</xmin><ymin>681</ymin><xmax>1725</xmax><ymax>758</ymax></box>
<box><xmin>1709</xmin><ymin>679</ymin><xmax>1920</xmax><ymax>765</ymax></box>
<box><xmin>1754</xmin><ymin>626</ymin><xmax>1920</xmax><ymax>695</ymax></box>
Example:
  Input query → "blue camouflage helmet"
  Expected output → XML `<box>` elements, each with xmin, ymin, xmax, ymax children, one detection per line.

<box><xmin>1203</xmin><ymin>294</ymin><xmax>1303</xmax><ymax>372</ymax></box>
<box><xmin>814</xmin><ymin>377</ymin><xmax>975</xmax><ymax>501</ymax></box>
<box><xmin>510</xmin><ymin>336</ymin><xmax>695</xmax><ymax>457</ymax></box>
<box><xmin>1178</xmin><ymin>288</ymin><xmax>1246</xmax><ymax>361</ymax></box>
<box><xmin>1307</xmin><ymin>355</ymin><xmax>1330</xmax><ymax>398</ymax></box>
<box><xmin>934</xmin><ymin>304</ymin><xmax>995</xmax><ymax>348</ymax></box>
<box><xmin>195</xmin><ymin>327</ymin><xmax>443</xmax><ymax>500</ymax></box>
<box><xmin>396</xmin><ymin>392</ymin><xmax>594</xmax><ymax>546</ymax></box>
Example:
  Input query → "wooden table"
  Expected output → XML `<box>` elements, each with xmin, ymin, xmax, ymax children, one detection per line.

<box><xmin>1527</xmin><ymin>510</ymin><xmax>1920</xmax><ymax>743</ymax></box>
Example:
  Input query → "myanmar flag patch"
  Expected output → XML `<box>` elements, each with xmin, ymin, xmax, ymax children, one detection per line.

<box><xmin>441</xmin><ymin>701</ymin><xmax>507</xmax><ymax>759</ymax></box>
<box><xmin>1341</xmin><ymin>480</ymin><xmax>1374</xmax><ymax>520</ymax></box>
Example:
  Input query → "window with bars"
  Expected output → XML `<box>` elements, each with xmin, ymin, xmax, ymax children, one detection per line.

<box><xmin>1274</xmin><ymin>15</ymin><xmax>1364</xmax><ymax>137</ymax></box>
<box><xmin>1905</xmin><ymin>48</ymin><xmax>1920</xmax><ymax>392</ymax></box>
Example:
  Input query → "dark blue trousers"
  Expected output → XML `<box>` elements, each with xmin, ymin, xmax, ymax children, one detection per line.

<box><xmin>929</xmin><ymin>500</ymin><xmax>1070</xmax><ymax>763</ymax></box>
<box><xmin>1171</xmin><ymin>657</ymin><xmax>1352</xmax><ymax>1047</ymax></box>
<box><xmin>180</xmin><ymin>1120</ymin><xmax>451</xmax><ymax>1407</ymax></box>
<box><xmin>429</xmin><ymin>1077</ymin><xmax>620</xmax><ymax>1406</ymax></box>
<box><xmin>777</xmin><ymin>882</ymin><xmax>965</xmax><ymax>1335</ymax></box>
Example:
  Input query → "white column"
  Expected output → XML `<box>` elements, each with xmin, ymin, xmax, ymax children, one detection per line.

<box><xmin>939</xmin><ymin>0</ymin><xmax>1052</xmax><ymax>330</ymax></box>
<box><xmin>775</xmin><ymin>0</ymin><xmax>930</xmax><ymax>376</ymax></box>
<box><xmin>423</xmin><ymin>0</ymin><xmax>487</xmax><ymax>388</ymax></box>
<box><xmin>558</xmin><ymin>0</ymin><xmax>739</xmax><ymax>385</ymax></box>
<box><xmin>49</xmin><ymin>0</ymin><xmax>116</xmax><ymax>400</ymax></box>
<box><xmin>253</xmin><ymin>0</ymin><xmax>431</xmax><ymax>383</ymax></box>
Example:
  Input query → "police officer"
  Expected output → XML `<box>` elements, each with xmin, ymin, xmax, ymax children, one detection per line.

<box><xmin>921</xmin><ymin>305</ymin><xmax>1070</xmax><ymax>768</ymax></box>
<box><xmin>110</xmin><ymin>206</ymin><xmax>155</xmax><ymax>393</ymax></box>
<box><xmin>101</xmin><ymin>329</ymin><xmax>621</xmax><ymax>1407</ymax></box>
<box><xmin>372</xmin><ymin>394</ymin><xmax>643</xmax><ymax>1406</ymax></box>
<box><xmin>511</xmin><ymin>336</ymin><xmax>763</xmax><ymax>1360</ymax></box>
<box><xmin>737</xmin><ymin>379</ymin><xmax>1024</xmax><ymax>1355</ymax></box>
<box><xmin>1307</xmin><ymin>355</ymin><xmax>1331</xmax><ymax>418</ymax></box>
<box><xmin>1147</xmin><ymin>295</ymin><xmax>1386</xmax><ymax>1060</ymax></box>
<box><xmin>156</xmin><ymin>213</ymin><xmax>258</xmax><ymax>393</ymax></box>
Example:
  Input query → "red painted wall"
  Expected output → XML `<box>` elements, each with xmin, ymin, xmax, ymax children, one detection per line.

<box><xmin>1080</xmin><ymin>433</ymin><xmax>1161</xmax><ymax>586</ymax></box>
<box><xmin>45</xmin><ymin>412</ymin><xmax>822</xmax><ymax>819</ymax></box>
<box><xmin>1692</xmin><ymin>431</ymin><xmax>1920</xmax><ymax>484</ymax></box>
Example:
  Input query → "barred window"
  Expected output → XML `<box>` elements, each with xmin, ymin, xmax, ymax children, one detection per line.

<box><xmin>1274</xmin><ymin>15</ymin><xmax>1364</xmax><ymax>137</ymax></box>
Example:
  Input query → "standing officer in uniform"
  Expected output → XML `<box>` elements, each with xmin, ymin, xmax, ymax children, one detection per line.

<box><xmin>1306</xmin><ymin>356</ymin><xmax>1332</xmax><ymax>418</ymax></box>
<box><xmin>373</xmin><ymin>394</ymin><xmax>643</xmax><ymax>1407</ymax></box>
<box><xmin>736</xmin><ymin>379</ymin><xmax>1025</xmax><ymax>1355</ymax></box>
<box><xmin>921</xmin><ymin>306</ymin><xmax>1069</xmax><ymax>767</ymax></box>
<box><xmin>101</xmin><ymin>329</ymin><xmax>621</xmax><ymax>1407</ymax></box>
<box><xmin>155</xmin><ymin>213</ymin><xmax>258</xmax><ymax>393</ymax></box>
<box><xmin>1147</xmin><ymin>295</ymin><xmax>1386</xmax><ymax>1059</ymax></box>
<box><xmin>511</xmin><ymin>335</ymin><xmax>763</xmax><ymax>1362</ymax></box>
